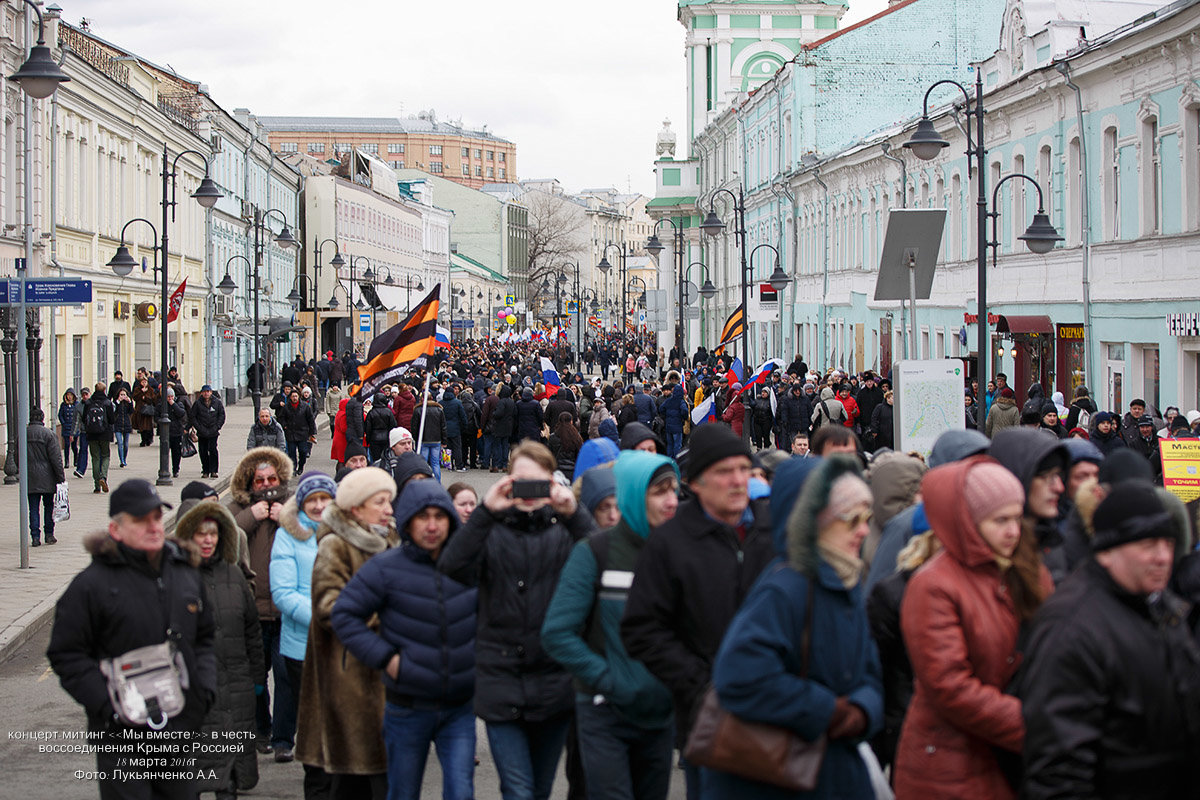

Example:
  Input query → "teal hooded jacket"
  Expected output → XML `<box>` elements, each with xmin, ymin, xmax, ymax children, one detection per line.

<box><xmin>541</xmin><ymin>451</ymin><xmax>677</xmax><ymax>729</ymax></box>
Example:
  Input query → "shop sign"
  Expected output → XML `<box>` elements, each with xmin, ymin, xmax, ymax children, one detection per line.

<box><xmin>1056</xmin><ymin>324</ymin><xmax>1086</xmax><ymax>340</ymax></box>
<box><xmin>1166</xmin><ymin>312</ymin><xmax>1200</xmax><ymax>337</ymax></box>
<box><xmin>1161</xmin><ymin>440</ymin><xmax>1200</xmax><ymax>503</ymax></box>
<box><xmin>963</xmin><ymin>312</ymin><xmax>1000</xmax><ymax>325</ymax></box>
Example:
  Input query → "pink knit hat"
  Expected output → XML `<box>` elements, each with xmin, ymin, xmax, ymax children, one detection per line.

<box><xmin>962</xmin><ymin>462</ymin><xmax>1024</xmax><ymax>525</ymax></box>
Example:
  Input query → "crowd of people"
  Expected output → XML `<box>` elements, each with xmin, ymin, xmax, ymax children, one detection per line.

<box><xmin>42</xmin><ymin>336</ymin><xmax>1200</xmax><ymax>800</ymax></box>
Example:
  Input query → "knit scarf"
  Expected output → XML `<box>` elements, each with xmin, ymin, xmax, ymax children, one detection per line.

<box><xmin>818</xmin><ymin>544</ymin><xmax>863</xmax><ymax>590</ymax></box>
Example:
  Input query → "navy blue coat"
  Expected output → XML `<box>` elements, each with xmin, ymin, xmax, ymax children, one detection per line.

<box><xmin>633</xmin><ymin>388</ymin><xmax>656</xmax><ymax>426</ymax></box>
<box><xmin>332</xmin><ymin>484</ymin><xmax>477</xmax><ymax>705</ymax></box>
<box><xmin>661</xmin><ymin>384</ymin><xmax>686</xmax><ymax>433</ymax></box>
<box><xmin>442</xmin><ymin>394</ymin><xmax>468</xmax><ymax>439</ymax></box>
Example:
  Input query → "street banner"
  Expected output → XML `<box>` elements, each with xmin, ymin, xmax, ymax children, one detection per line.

<box><xmin>166</xmin><ymin>278</ymin><xmax>187</xmax><ymax>323</ymax></box>
<box><xmin>1161</xmin><ymin>440</ymin><xmax>1200</xmax><ymax>502</ymax></box>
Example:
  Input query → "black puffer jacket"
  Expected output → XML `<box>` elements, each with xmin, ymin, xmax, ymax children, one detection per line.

<box><xmin>491</xmin><ymin>387</ymin><xmax>516</xmax><ymax>439</ymax></box>
<box><xmin>27</xmin><ymin>420</ymin><xmax>65</xmax><ymax>495</ymax></box>
<box><xmin>1018</xmin><ymin>559</ymin><xmax>1200</xmax><ymax>799</ymax></box>
<box><xmin>174</xmin><ymin>501</ymin><xmax>263</xmax><ymax>793</ymax></box>
<box><xmin>364</xmin><ymin>394</ymin><xmax>396</xmax><ymax>446</ymax></box>
<box><xmin>866</xmin><ymin>568</ymin><xmax>916</xmax><ymax>770</ymax></box>
<box><xmin>278</xmin><ymin>400</ymin><xmax>317</xmax><ymax>443</ymax></box>
<box><xmin>46</xmin><ymin>532</ymin><xmax>216</xmax><ymax>733</ymax></box>
<box><xmin>189</xmin><ymin>395</ymin><xmax>226</xmax><ymax>438</ymax></box>
<box><xmin>778</xmin><ymin>388</ymin><xmax>812</xmax><ymax>437</ymax></box>
<box><xmin>168</xmin><ymin>396</ymin><xmax>190</xmax><ymax>439</ymax></box>
<box><xmin>620</xmin><ymin>496</ymin><xmax>774</xmax><ymax>747</ymax></box>
<box><xmin>438</xmin><ymin>502</ymin><xmax>597</xmax><ymax>722</ymax></box>
<box><xmin>515</xmin><ymin>395</ymin><xmax>543</xmax><ymax>442</ymax></box>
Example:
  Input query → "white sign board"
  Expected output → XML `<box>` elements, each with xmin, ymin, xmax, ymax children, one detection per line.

<box><xmin>893</xmin><ymin>359</ymin><xmax>966</xmax><ymax>458</ymax></box>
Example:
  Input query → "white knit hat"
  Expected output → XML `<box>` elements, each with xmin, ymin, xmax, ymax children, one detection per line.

<box><xmin>335</xmin><ymin>466</ymin><xmax>396</xmax><ymax>510</ymax></box>
<box><xmin>389</xmin><ymin>427</ymin><xmax>413</xmax><ymax>448</ymax></box>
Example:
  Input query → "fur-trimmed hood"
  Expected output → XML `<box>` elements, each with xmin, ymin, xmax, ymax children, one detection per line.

<box><xmin>277</xmin><ymin>495</ymin><xmax>316</xmax><ymax>542</ymax></box>
<box><xmin>173</xmin><ymin>499</ymin><xmax>240</xmax><ymax>564</ymax></box>
<box><xmin>784</xmin><ymin>455</ymin><xmax>866</xmax><ymax>576</ymax></box>
<box><xmin>230</xmin><ymin>446</ymin><xmax>293</xmax><ymax>506</ymax></box>
<box><xmin>316</xmin><ymin>501</ymin><xmax>398</xmax><ymax>554</ymax></box>
<box><xmin>82</xmin><ymin>529</ymin><xmax>200</xmax><ymax>568</ymax></box>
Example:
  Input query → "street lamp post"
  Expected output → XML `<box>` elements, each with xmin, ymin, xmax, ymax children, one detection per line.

<box><xmin>286</xmin><ymin>273</ymin><xmax>318</xmax><ymax>361</ymax></box>
<box><xmin>597</xmin><ymin>243</ymin><xmax>629</xmax><ymax>348</ymax></box>
<box><xmin>361</xmin><ymin>262</ymin><xmax>395</xmax><ymax>341</ymax></box>
<box><xmin>645</xmin><ymin>217</ymin><xmax>685</xmax><ymax>364</ymax></box>
<box><xmin>449</xmin><ymin>283</ymin><xmax>467</xmax><ymax>343</ymax></box>
<box><xmin>311</xmin><ymin>237</ymin><xmax>345</xmax><ymax>358</ymax></box>
<box><xmin>215</xmin><ymin>208</ymin><xmax>299</xmax><ymax>413</ymax></box>
<box><xmin>685</xmin><ymin>261</ymin><xmax>718</xmax><ymax>352</ymax></box>
<box><xmin>905</xmin><ymin>74</ymin><xmax>1060</xmax><ymax>430</ymax></box>
<box><xmin>9</xmin><ymin>0</ymin><xmax>69</xmax><ymax>567</ymax></box>
<box><xmin>109</xmin><ymin>145</ymin><xmax>221</xmax><ymax>486</ymax></box>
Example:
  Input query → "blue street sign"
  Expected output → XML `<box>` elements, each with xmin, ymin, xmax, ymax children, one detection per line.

<box><xmin>359</xmin><ymin>312</ymin><xmax>371</xmax><ymax>332</ymax></box>
<box><xmin>567</xmin><ymin>301</ymin><xmax>579</xmax><ymax>313</ymax></box>
<box><xmin>0</xmin><ymin>278</ymin><xmax>92</xmax><ymax>305</ymax></box>
<box><xmin>450</xmin><ymin>319</ymin><xmax>475</xmax><ymax>329</ymax></box>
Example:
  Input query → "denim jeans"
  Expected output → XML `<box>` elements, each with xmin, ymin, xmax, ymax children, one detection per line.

<box><xmin>488</xmin><ymin>435</ymin><xmax>509</xmax><ymax>470</ymax></box>
<box><xmin>574</xmin><ymin>700</ymin><xmax>672</xmax><ymax>800</ymax></box>
<box><xmin>485</xmin><ymin>716</ymin><xmax>570</xmax><ymax>800</ymax></box>
<box><xmin>480</xmin><ymin>433</ymin><xmax>491</xmax><ymax>467</ymax></box>
<box><xmin>62</xmin><ymin>433</ymin><xmax>78</xmax><ymax>469</ymax></box>
<box><xmin>421</xmin><ymin>443</ymin><xmax>442</xmax><ymax>481</ymax></box>
<box><xmin>383</xmin><ymin>701</ymin><xmax>475</xmax><ymax>800</ymax></box>
<box><xmin>75</xmin><ymin>431</ymin><xmax>88</xmax><ymax>473</ymax></box>
<box><xmin>114</xmin><ymin>431</ymin><xmax>130</xmax><ymax>466</ymax></box>
<box><xmin>28</xmin><ymin>492</ymin><xmax>55</xmax><ymax>542</ymax></box>
<box><xmin>665</xmin><ymin>430</ymin><xmax>683</xmax><ymax>460</ymax></box>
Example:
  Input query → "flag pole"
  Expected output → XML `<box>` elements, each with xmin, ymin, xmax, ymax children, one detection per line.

<box><xmin>416</xmin><ymin>370</ymin><xmax>432</xmax><ymax>452</ymax></box>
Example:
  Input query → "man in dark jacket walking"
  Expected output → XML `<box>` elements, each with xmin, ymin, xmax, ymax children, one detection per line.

<box><xmin>47</xmin><ymin>479</ymin><xmax>216</xmax><ymax>800</ymax></box>
<box><xmin>188</xmin><ymin>385</ymin><xmax>226</xmax><ymax>478</ymax></box>
<box><xmin>27</xmin><ymin>407</ymin><xmax>66</xmax><ymax>546</ymax></box>
<box><xmin>1019</xmin><ymin>481</ymin><xmax>1200</xmax><ymax>799</ymax></box>
<box><xmin>277</xmin><ymin>388</ymin><xmax>317</xmax><ymax>473</ymax></box>
<box><xmin>621</xmin><ymin>423</ymin><xmax>774</xmax><ymax>799</ymax></box>
<box><xmin>82</xmin><ymin>383</ymin><xmax>116</xmax><ymax>493</ymax></box>
<box><xmin>442</xmin><ymin>386</ymin><xmax>469</xmax><ymax>472</ymax></box>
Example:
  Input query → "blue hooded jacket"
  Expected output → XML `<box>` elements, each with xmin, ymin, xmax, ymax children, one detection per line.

<box><xmin>573</xmin><ymin>437</ymin><xmax>620</xmax><ymax>482</ymax></box>
<box><xmin>332</xmin><ymin>480</ymin><xmax>478</xmax><ymax>704</ymax></box>
<box><xmin>541</xmin><ymin>450</ymin><xmax>677</xmax><ymax>729</ymax></box>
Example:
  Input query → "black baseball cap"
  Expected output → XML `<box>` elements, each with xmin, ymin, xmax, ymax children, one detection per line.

<box><xmin>109</xmin><ymin>479</ymin><xmax>174</xmax><ymax>517</ymax></box>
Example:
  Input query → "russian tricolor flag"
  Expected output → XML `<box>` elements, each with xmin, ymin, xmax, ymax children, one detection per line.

<box><xmin>540</xmin><ymin>356</ymin><xmax>561</xmax><ymax>389</ymax></box>
<box><xmin>735</xmin><ymin>358</ymin><xmax>786</xmax><ymax>397</ymax></box>
<box><xmin>434</xmin><ymin>325</ymin><xmax>451</xmax><ymax>348</ymax></box>
<box><xmin>691</xmin><ymin>394</ymin><xmax>717</xmax><ymax>426</ymax></box>
<box><xmin>725</xmin><ymin>357</ymin><xmax>744</xmax><ymax>386</ymax></box>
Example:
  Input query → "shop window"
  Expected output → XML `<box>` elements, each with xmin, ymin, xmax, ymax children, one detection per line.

<box><xmin>1140</xmin><ymin>345</ymin><xmax>1160</xmax><ymax>410</ymax></box>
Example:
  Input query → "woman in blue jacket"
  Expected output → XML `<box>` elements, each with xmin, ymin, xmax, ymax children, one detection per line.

<box><xmin>704</xmin><ymin>455</ymin><xmax>884</xmax><ymax>799</ymax></box>
<box><xmin>271</xmin><ymin>471</ymin><xmax>335</xmax><ymax>771</ymax></box>
<box><xmin>542</xmin><ymin>450</ymin><xmax>678</xmax><ymax>800</ymax></box>
<box><xmin>333</xmin><ymin>480</ymin><xmax>478</xmax><ymax>800</ymax></box>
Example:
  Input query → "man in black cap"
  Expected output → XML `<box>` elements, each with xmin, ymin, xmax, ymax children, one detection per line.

<box><xmin>188</xmin><ymin>384</ymin><xmax>226</xmax><ymax>478</ymax></box>
<box><xmin>621</xmin><ymin>423</ymin><xmax>774</xmax><ymax>800</ymax></box>
<box><xmin>1128</xmin><ymin>414</ymin><xmax>1163</xmax><ymax>484</ymax></box>
<box><xmin>47</xmin><ymin>479</ymin><xmax>216</xmax><ymax>799</ymax></box>
<box><xmin>1019</xmin><ymin>481</ymin><xmax>1200</xmax><ymax>799</ymax></box>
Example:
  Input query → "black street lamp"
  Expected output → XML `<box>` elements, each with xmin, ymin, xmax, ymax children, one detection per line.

<box><xmin>310</xmin><ymin>237</ymin><xmax>345</xmax><ymax>357</ymax></box>
<box><xmin>597</xmin><ymin>243</ymin><xmax>630</xmax><ymax>346</ymax></box>
<box><xmin>449</xmin><ymin>283</ymin><xmax>468</xmax><ymax>343</ymax></box>
<box><xmin>286</xmin><ymin>272</ymin><xmax>318</xmax><ymax>361</ymax></box>
<box><xmin>905</xmin><ymin>75</ymin><xmax>1061</xmax><ymax>430</ymax></box>
<box><xmin>215</xmin><ymin>207</ymin><xmax>299</xmax><ymax>413</ymax></box>
<box><xmin>109</xmin><ymin>145</ymin><xmax>221</xmax><ymax>486</ymax></box>
<box><xmin>646</xmin><ymin>217</ymin><xmax>686</xmax><ymax>363</ymax></box>
<box><xmin>700</xmin><ymin>188</ymin><xmax>792</xmax><ymax>367</ymax></box>
<box><xmin>684</xmin><ymin>261</ymin><xmax>718</xmax><ymax>350</ymax></box>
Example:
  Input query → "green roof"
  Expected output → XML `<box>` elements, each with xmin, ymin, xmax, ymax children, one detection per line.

<box><xmin>450</xmin><ymin>252</ymin><xmax>506</xmax><ymax>283</ymax></box>
<box><xmin>647</xmin><ymin>196</ymin><xmax>697</xmax><ymax>208</ymax></box>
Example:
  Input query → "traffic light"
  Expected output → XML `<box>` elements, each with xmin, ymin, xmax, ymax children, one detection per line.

<box><xmin>135</xmin><ymin>301</ymin><xmax>158</xmax><ymax>323</ymax></box>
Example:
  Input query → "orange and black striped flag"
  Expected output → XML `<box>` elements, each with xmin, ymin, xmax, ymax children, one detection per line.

<box><xmin>713</xmin><ymin>305</ymin><xmax>744</xmax><ymax>356</ymax></box>
<box><xmin>350</xmin><ymin>284</ymin><xmax>440</xmax><ymax>397</ymax></box>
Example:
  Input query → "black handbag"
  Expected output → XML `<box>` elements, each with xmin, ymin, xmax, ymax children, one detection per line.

<box><xmin>180</xmin><ymin>437</ymin><xmax>197</xmax><ymax>459</ymax></box>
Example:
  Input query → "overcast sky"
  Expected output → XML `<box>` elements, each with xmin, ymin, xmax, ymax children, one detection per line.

<box><xmin>69</xmin><ymin>0</ymin><xmax>888</xmax><ymax>197</ymax></box>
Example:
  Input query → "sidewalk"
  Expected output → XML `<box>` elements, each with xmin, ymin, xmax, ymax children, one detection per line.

<box><xmin>0</xmin><ymin>400</ymin><xmax>328</xmax><ymax>662</ymax></box>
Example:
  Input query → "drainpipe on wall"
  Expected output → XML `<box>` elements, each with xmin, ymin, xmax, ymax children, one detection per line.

<box><xmin>811</xmin><ymin>167</ymin><xmax>830</xmax><ymax>369</ymax></box>
<box><xmin>48</xmin><ymin>43</ymin><xmax>67</xmax><ymax>421</ymax></box>
<box><xmin>1056</xmin><ymin>60</ymin><xmax>1094</xmax><ymax>392</ymax></box>
<box><xmin>880</xmin><ymin>142</ymin><xmax>909</xmax><ymax>359</ymax></box>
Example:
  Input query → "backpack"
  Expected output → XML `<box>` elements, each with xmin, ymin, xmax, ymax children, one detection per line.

<box><xmin>84</xmin><ymin>403</ymin><xmax>108</xmax><ymax>436</ymax></box>
<box><xmin>1076</xmin><ymin>408</ymin><xmax>1091</xmax><ymax>430</ymax></box>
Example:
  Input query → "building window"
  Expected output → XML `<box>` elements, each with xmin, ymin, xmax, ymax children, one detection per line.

<box><xmin>390</xmin><ymin>160</ymin><xmax>405</xmax><ymax>169</ymax></box>
<box><xmin>334</xmin><ymin>142</ymin><xmax>350</xmax><ymax>152</ymax></box>
<box><xmin>430</xmin><ymin>145</ymin><xmax>443</xmax><ymax>156</ymax></box>
<box><xmin>474</xmin><ymin>149</ymin><xmax>481</xmax><ymax>158</ymax></box>
<box><xmin>486</xmin><ymin>150</ymin><xmax>494</xmax><ymax>161</ymax></box>
<box><xmin>1142</xmin><ymin>115</ymin><xmax>1160</xmax><ymax>234</ymax></box>
<box><xmin>499</xmin><ymin>168</ymin><xmax>506</xmax><ymax>180</ymax></box>
<box><xmin>1103</xmin><ymin>126</ymin><xmax>1119</xmax><ymax>240</ymax></box>
<box><xmin>113</xmin><ymin>334</ymin><xmax>123</xmax><ymax>376</ymax></box>
<box><xmin>388</xmin><ymin>143</ymin><xmax>404</xmax><ymax>154</ymax></box>
<box><xmin>279</xmin><ymin>142</ymin><xmax>298</xmax><ymax>153</ymax></box>
<box><xmin>487</xmin><ymin>167</ymin><xmax>494</xmax><ymax>178</ymax></box>
<box><xmin>475</xmin><ymin>165</ymin><xmax>482</xmax><ymax>176</ymax></box>
<box><xmin>307</xmin><ymin>142</ymin><xmax>325</xmax><ymax>154</ymax></box>
<box><xmin>362</xmin><ymin>143</ymin><xmax>379</xmax><ymax>154</ymax></box>
<box><xmin>72</xmin><ymin>336</ymin><xmax>84</xmax><ymax>392</ymax></box>
<box><xmin>462</xmin><ymin>164</ymin><xmax>470</xmax><ymax>176</ymax></box>
<box><xmin>499</xmin><ymin>152</ymin><xmax>506</xmax><ymax>163</ymax></box>
<box><xmin>97</xmin><ymin>335</ymin><xmax>108</xmax><ymax>384</ymax></box>
<box><xmin>461</xmin><ymin>147</ymin><xmax>469</xmax><ymax>157</ymax></box>
<box><xmin>430</xmin><ymin>161</ymin><xmax>443</xmax><ymax>174</ymax></box>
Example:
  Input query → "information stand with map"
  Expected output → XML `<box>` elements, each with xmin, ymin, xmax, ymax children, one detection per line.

<box><xmin>892</xmin><ymin>359</ymin><xmax>966</xmax><ymax>459</ymax></box>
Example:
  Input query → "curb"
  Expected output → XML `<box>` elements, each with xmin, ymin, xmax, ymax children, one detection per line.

<box><xmin>0</xmin><ymin>412</ymin><xmax>330</xmax><ymax>664</ymax></box>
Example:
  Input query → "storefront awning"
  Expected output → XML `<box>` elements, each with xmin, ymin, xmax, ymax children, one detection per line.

<box><xmin>995</xmin><ymin>314</ymin><xmax>1053</xmax><ymax>335</ymax></box>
